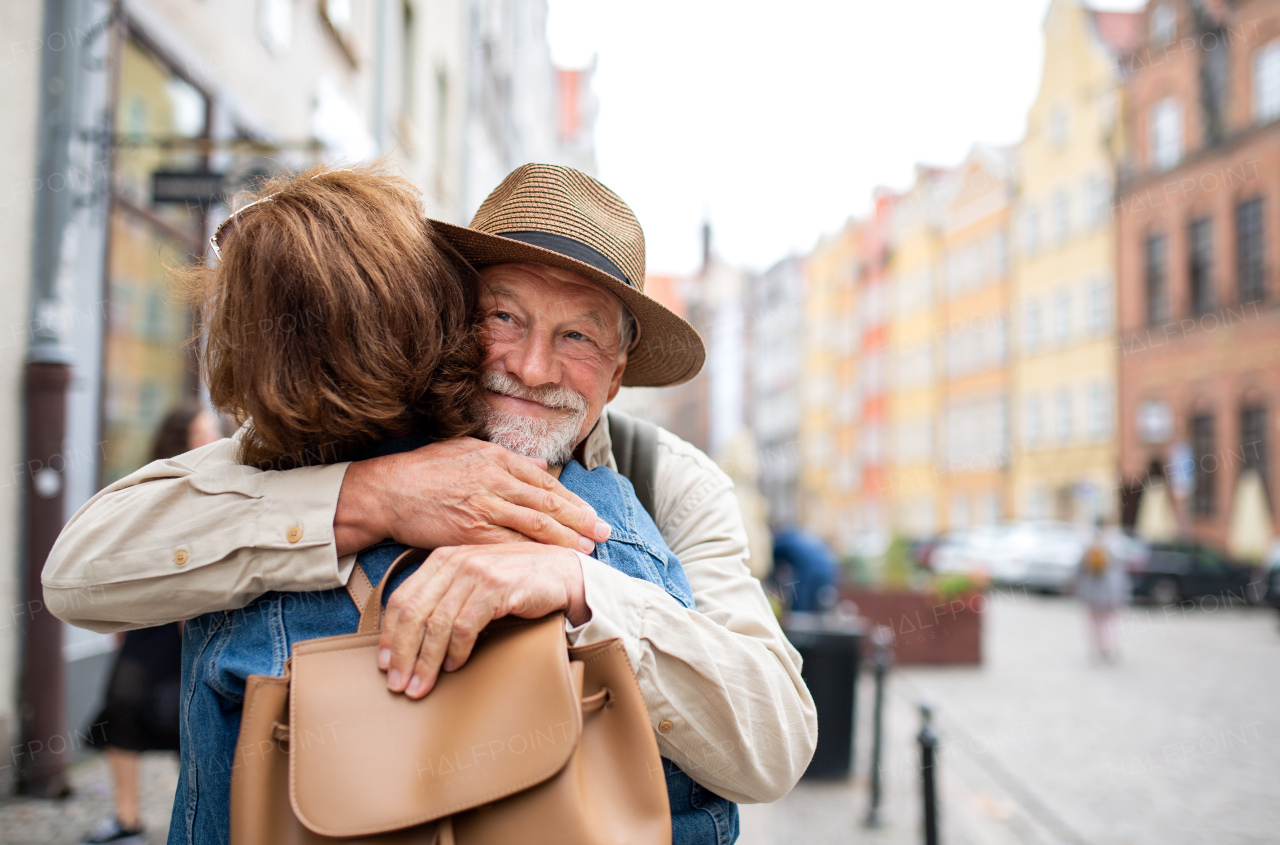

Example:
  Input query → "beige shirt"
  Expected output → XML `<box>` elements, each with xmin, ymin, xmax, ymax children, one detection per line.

<box><xmin>43</xmin><ymin>411</ymin><xmax>817</xmax><ymax>803</ymax></box>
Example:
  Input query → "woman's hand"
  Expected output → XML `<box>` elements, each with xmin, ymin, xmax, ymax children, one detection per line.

<box><xmin>377</xmin><ymin>543</ymin><xmax>590</xmax><ymax>698</ymax></box>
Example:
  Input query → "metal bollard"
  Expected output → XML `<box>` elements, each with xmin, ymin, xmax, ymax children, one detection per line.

<box><xmin>918</xmin><ymin>703</ymin><xmax>939</xmax><ymax>845</ymax></box>
<box><xmin>864</xmin><ymin>625</ymin><xmax>894</xmax><ymax>828</ymax></box>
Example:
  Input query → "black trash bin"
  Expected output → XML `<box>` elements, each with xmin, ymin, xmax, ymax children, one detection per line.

<box><xmin>784</xmin><ymin>612</ymin><xmax>864</xmax><ymax>779</ymax></box>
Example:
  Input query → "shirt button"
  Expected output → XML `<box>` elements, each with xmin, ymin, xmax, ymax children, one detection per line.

<box><xmin>658</xmin><ymin>720</ymin><xmax>673</xmax><ymax>734</ymax></box>
<box><xmin>286</xmin><ymin>526</ymin><xmax>303</xmax><ymax>543</ymax></box>
<box><xmin>173</xmin><ymin>550</ymin><xmax>189</xmax><ymax>566</ymax></box>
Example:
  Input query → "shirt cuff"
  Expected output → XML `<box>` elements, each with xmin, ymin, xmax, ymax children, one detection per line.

<box><xmin>565</xmin><ymin>551</ymin><xmax>664</xmax><ymax>671</ymax></box>
<box><xmin>255</xmin><ymin>461</ymin><xmax>354</xmax><ymax>591</ymax></box>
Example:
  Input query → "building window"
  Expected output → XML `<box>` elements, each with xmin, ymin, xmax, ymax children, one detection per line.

<box><xmin>1087</xmin><ymin>276</ymin><xmax>1113</xmax><ymax>335</ymax></box>
<box><xmin>1053</xmin><ymin>289</ymin><xmax>1071</xmax><ymax>346</ymax></box>
<box><xmin>1191</xmin><ymin>413</ymin><xmax>1216</xmax><ymax>517</ymax></box>
<box><xmin>1236</xmin><ymin>198</ymin><xmax>1266</xmax><ymax>304</ymax></box>
<box><xmin>1025</xmin><ymin>395</ymin><xmax>1042</xmax><ymax>448</ymax></box>
<box><xmin>1188</xmin><ymin>217</ymin><xmax>1215</xmax><ymax>316</ymax></box>
<box><xmin>1088</xmin><ymin>382</ymin><xmax>1113</xmax><ymax>441</ymax></box>
<box><xmin>1048</xmin><ymin>102</ymin><xmax>1070</xmax><ymax>148</ymax></box>
<box><xmin>257</xmin><ymin>0</ymin><xmax>293</xmax><ymax>54</ymax></box>
<box><xmin>1241</xmin><ymin>405</ymin><xmax>1268</xmax><ymax>487</ymax></box>
<box><xmin>1151</xmin><ymin>3</ymin><xmax>1176</xmax><ymax>44</ymax></box>
<box><xmin>1253</xmin><ymin>40</ymin><xmax>1280</xmax><ymax>124</ymax></box>
<box><xmin>1146</xmin><ymin>233</ymin><xmax>1169</xmax><ymax>325</ymax></box>
<box><xmin>1055</xmin><ymin>389</ymin><xmax>1072</xmax><ymax>445</ymax></box>
<box><xmin>1084</xmin><ymin>175</ymin><xmax>1111</xmax><ymax>229</ymax></box>
<box><xmin>1150</xmin><ymin>97</ymin><xmax>1183</xmax><ymax>171</ymax></box>
<box><xmin>1024</xmin><ymin>298</ymin><xmax>1042</xmax><ymax>352</ymax></box>
<box><xmin>1021</xmin><ymin>207</ymin><xmax>1040</xmax><ymax>255</ymax></box>
<box><xmin>1051</xmin><ymin>191</ymin><xmax>1070</xmax><ymax>244</ymax></box>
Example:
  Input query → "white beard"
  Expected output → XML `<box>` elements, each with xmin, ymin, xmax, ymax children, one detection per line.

<box><xmin>478</xmin><ymin>371</ymin><xmax>588</xmax><ymax>466</ymax></box>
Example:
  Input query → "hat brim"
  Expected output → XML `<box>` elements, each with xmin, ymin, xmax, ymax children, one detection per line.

<box><xmin>430</xmin><ymin>219</ymin><xmax>706</xmax><ymax>388</ymax></box>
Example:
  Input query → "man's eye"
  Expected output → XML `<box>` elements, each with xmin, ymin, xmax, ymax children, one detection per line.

<box><xmin>565</xmin><ymin>331</ymin><xmax>587</xmax><ymax>341</ymax></box>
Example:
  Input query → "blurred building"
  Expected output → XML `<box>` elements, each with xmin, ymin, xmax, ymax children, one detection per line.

<box><xmin>463</xmin><ymin>0</ymin><xmax>598</xmax><ymax>215</ymax></box>
<box><xmin>1011</xmin><ymin>0</ymin><xmax>1138</xmax><ymax>527</ymax></box>
<box><xmin>855</xmin><ymin>193</ymin><xmax>896</xmax><ymax>542</ymax></box>
<box><xmin>800</xmin><ymin>220</ymin><xmax>863</xmax><ymax>548</ymax></box>
<box><xmin>939</xmin><ymin>145</ymin><xmax>1015</xmax><ymax>529</ymax></box>
<box><xmin>749</xmin><ymin>256</ymin><xmax>805</xmax><ymax>528</ymax></box>
<box><xmin>0</xmin><ymin>0</ymin><xmax>45</xmax><ymax>793</ymax></box>
<box><xmin>885</xmin><ymin>166</ymin><xmax>958</xmax><ymax>539</ymax></box>
<box><xmin>1116</xmin><ymin>0</ymin><xmax>1280</xmax><ymax>549</ymax></box>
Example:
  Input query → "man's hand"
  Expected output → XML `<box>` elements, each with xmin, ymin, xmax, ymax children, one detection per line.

<box><xmin>334</xmin><ymin>437</ymin><xmax>610</xmax><ymax>556</ymax></box>
<box><xmin>376</xmin><ymin>543</ymin><xmax>590</xmax><ymax>698</ymax></box>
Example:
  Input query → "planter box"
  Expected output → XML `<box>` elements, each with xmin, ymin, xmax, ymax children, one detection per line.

<box><xmin>839</xmin><ymin>588</ymin><xmax>983</xmax><ymax>665</ymax></box>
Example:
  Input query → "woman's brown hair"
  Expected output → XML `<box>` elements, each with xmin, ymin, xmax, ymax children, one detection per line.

<box><xmin>181</xmin><ymin>163</ymin><xmax>483</xmax><ymax>468</ymax></box>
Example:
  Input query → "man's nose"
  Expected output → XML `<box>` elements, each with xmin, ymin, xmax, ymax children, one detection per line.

<box><xmin>503</xmin><ymin>331</ymin><xmax>561</xmax><ymax>388</ymax></box>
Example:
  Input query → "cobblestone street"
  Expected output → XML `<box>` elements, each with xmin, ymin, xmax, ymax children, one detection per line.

<box><xmin>2</xmin><ymin>591</ymin><xmax>1277</xmax><ymax>844</ymax></box>
<box><xmin>743</xmin><ymin>590</ymin><xmax>1280</xmax><ymax>845</ymax></box>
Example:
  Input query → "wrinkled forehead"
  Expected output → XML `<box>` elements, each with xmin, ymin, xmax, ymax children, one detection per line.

<box><xmin>478</xmin><ymin>262</ymin><xmax>626</xmax><ymax>317</ymax></box>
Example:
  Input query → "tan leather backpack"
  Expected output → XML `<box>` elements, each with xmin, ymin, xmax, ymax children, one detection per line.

<box><xmin>229</xmin><ymin>547</ymin><xmax>671</xmax><ymax>844</ymax></box>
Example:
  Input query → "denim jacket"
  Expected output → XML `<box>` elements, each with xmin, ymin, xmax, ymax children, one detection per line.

<box><xmin>170</xmin><ymin>459</ymin><xmax>739</xmax><ymax>845</ymax></box>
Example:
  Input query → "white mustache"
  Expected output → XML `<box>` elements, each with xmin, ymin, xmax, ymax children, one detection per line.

<box><xmin>481</xmin><ymin>371</ymin><xmax>588</xmax><ymax>415</ymax></box>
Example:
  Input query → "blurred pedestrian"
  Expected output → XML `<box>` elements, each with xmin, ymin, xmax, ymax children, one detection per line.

<box><xmin>772</xmin><ymin>527</ymin><xmax>837</xmax><ymax>613</ymax></box>
<box><xmin>81</xmin><ymin>399</ymin><xmax>222</xmax><ymax>845</ymax></box>
<box><xmin>1076</xmin><ymin>521</ymin><xmax>1130</xmax><ymax>663</ymax></box>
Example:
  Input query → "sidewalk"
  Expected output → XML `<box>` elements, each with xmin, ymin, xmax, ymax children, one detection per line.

<box><xmin>740</xmin><ymin>663</ymin><xmax>1044</xmax><ymax>845</ymax></box>
<box><xmin>743</xmin><ymin>592</ymin><xmax>1280</xmax><ymax>845</ymax></box>
<box><xmin>0</xmin><ymin>753</ymin><xmax>177</xmax><ymax>845</ymax></box>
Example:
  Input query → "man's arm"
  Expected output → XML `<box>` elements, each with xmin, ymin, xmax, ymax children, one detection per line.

<box><xmin>566</xmin><ymin>427</ymin><xmax>818</xmax><ymax>804</ymax></box>
<box><xmin>44</xmin><ymin>433</ymin><xmax>610</xmax><ymax>632</ymax></box>
<box><xmin>43</xmin><ymin>437</ymin><xmax>350</xmax><ymax>632</ymax></box>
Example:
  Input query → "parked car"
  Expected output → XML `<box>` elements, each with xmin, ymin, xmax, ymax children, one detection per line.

<box><xmin>931</xmin><ymin>522</ymin><xmax>1152</xmax><ymax>595</ymax></box>
<box><xmin>928</xmin><ymin>525</ymin><xmax>1026</xmax><ymax>583</ymax></box>
<box><xmin>1128</xmin><ymin>542</ymin><xmax>1258</xmax><ymax>605</ymax></box>
<box><xmin>1003</xmin><ymin>521</ymin><xmax>1090</xmax><ymax>593</ymax></box>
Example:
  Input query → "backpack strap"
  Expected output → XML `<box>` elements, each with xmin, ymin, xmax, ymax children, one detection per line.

<box><xmin>344</xmin><ymin>561</ymin><xmax>375</xmax><ymax>614</ymax></box>
<box><xmin>607</xmin><ymin>409</ymin><xmax>659</xmax><ymax>522</ymax></box>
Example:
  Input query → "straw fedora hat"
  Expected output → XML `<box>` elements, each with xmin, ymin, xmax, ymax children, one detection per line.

<box><xmin>431</xmin><ymin>164</ymin><xmax>705</xmax><ymax>387</ymax></box>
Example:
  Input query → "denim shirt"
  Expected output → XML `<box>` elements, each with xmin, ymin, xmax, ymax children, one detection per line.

<box><xmin>170</xmin><ymin>459</ymin><xmax>739</xmax><ymax>845</ymax></box>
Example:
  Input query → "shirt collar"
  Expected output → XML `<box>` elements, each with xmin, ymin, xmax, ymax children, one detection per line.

<box><xmin>579</xmin><ymin>409</ymin><xmax>617</xmax><ymax>472</ymax></box>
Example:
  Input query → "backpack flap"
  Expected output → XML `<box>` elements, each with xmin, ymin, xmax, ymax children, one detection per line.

<box><xmin>286</xmin><ymin>614</ymin><xmax>582</xmax><ymax>838</ymax></box>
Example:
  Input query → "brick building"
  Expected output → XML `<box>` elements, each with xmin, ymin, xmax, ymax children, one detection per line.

<box><xmin>1116</xmin><ymin>0</ymin><xmax>1280</xmax><ymax>552</ymax></box>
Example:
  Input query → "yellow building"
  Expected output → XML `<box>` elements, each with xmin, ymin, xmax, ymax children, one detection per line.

<box><xmin>1011</xmin><ymin>0</ymin><xmax>1139</xmax><ymax>522</ymax></box>
<box><xmin>939</xmin><ymin>146</ymin><xmax>1016</xmax><ymax>528</ymax></box>
<box><xmin>799</xmin><ymin>220</ymin><xmax>863</xmax><ymax>549</ymax></box>
<box><xmin>885</xmin><ymin>166</ymin><xmax>956</xmax><ymax>538</ymax></box>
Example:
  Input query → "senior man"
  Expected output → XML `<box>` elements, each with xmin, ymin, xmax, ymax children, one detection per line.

<box><xmin>44</xmin><ymin>165</ymin><xmax>817</xmax><ymax>813</ymax></box>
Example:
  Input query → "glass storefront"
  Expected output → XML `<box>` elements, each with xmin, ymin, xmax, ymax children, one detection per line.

<box><xmin>102</xmin><ymin>37</ymin><xmax>208</xmax><ymax>483</ymax></box>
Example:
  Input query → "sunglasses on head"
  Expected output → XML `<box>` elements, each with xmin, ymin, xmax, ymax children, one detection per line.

<box><xmin>207</xmin><ymin>169</ymin><xmax>353</xmax><ymax>260</ymax></box>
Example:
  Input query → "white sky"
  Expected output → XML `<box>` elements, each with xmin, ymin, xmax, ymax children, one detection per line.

<box><xmin>547</xmin><ymin>0</ymin><xmax>1146</xmax><ymax>276</ymax></box>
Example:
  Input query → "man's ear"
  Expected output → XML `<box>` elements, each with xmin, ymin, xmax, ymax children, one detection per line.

<box><xmin>605</xmin><ymin>353</ymin><xmax>628</xmax><ymax>403</ymax></box>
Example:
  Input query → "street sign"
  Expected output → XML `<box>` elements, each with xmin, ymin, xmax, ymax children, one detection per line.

<box><xmin>151</xmin><ymin>170</ymin><xmax>226</xmax><ymax>205</ymax></box>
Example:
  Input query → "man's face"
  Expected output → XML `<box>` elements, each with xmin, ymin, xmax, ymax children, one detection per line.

<box><xmin>476</xmin><ymin>263</ymin><xmax>628</xmax><ymax>465</ymax></box>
